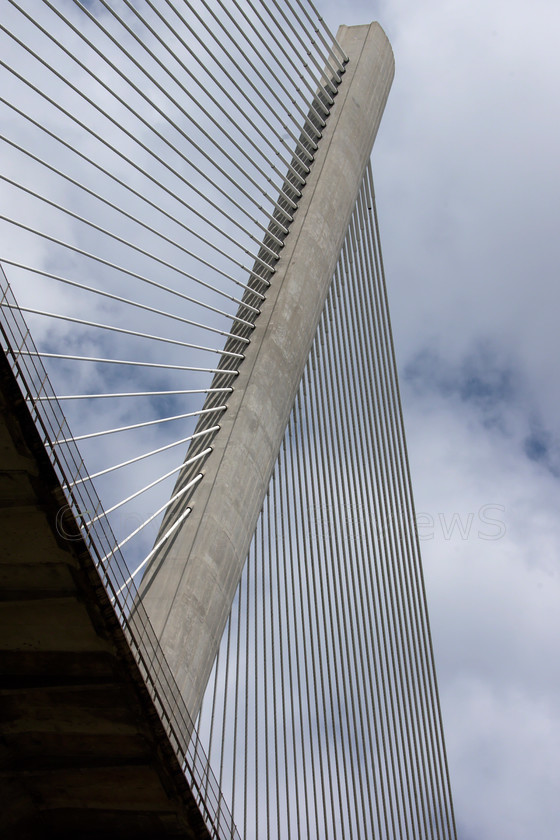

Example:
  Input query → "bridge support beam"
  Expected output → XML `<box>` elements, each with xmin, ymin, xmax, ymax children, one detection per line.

<box><xmin>140</xmin><ymin>23</ymin><xmax>394</xmax><ymax>725</ymax></box>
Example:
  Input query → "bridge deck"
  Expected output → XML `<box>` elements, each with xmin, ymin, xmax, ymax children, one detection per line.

<box><xmin>0</xmin><ymin>352</ymin><xmax>210</xmax><ymax>839</ymax></box>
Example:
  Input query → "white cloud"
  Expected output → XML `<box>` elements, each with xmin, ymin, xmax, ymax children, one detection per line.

<box><xmin>333</xmin><ymin>1</ymin><xmax>560</xmax><ymax>836</ymax></box>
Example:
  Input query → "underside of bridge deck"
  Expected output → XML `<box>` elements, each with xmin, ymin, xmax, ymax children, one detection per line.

<box><xmin>0</xmin><ymin>351</ymin><xmax>211</xmax><ymax>839</ymax></box>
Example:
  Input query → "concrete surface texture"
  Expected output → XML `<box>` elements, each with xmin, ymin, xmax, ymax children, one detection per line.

<box><xmin>140</xmin><ymin>23</ymin><xmax>395</xmax><ymax>726</ymax></box>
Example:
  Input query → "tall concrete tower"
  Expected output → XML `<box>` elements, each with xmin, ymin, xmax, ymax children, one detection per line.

<box><xmin>140</xmin><ymin>20</ymin><xmax>394</xmax><ymax>727</ymax></box>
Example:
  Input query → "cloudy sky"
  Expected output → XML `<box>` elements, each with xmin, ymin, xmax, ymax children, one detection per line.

<box><xmin>1</xmin><ymin>2</ymin><xmax>559</xmax><ymax>838</ymax></box>
<box><xmin>318</xmin><ymin>1</ymin><xmax>560</xmax><ymax>838</ymax></box>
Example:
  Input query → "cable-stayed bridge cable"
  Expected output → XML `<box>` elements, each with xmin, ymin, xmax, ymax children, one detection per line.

<box><xmin>0</xmin><ymin>6</ymin><xmax>456</xmax><ymax>840</ymax></box>
<box><xmin>192</xmin><ymin>162</ymin><xmax>457</xmax><ymax>839</ymax></box>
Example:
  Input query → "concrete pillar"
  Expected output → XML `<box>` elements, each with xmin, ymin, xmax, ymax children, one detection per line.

<box><xmin>140</xmin><ymin>23</ymin><xmax>394</xmax><ymax>725</ymax></box>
